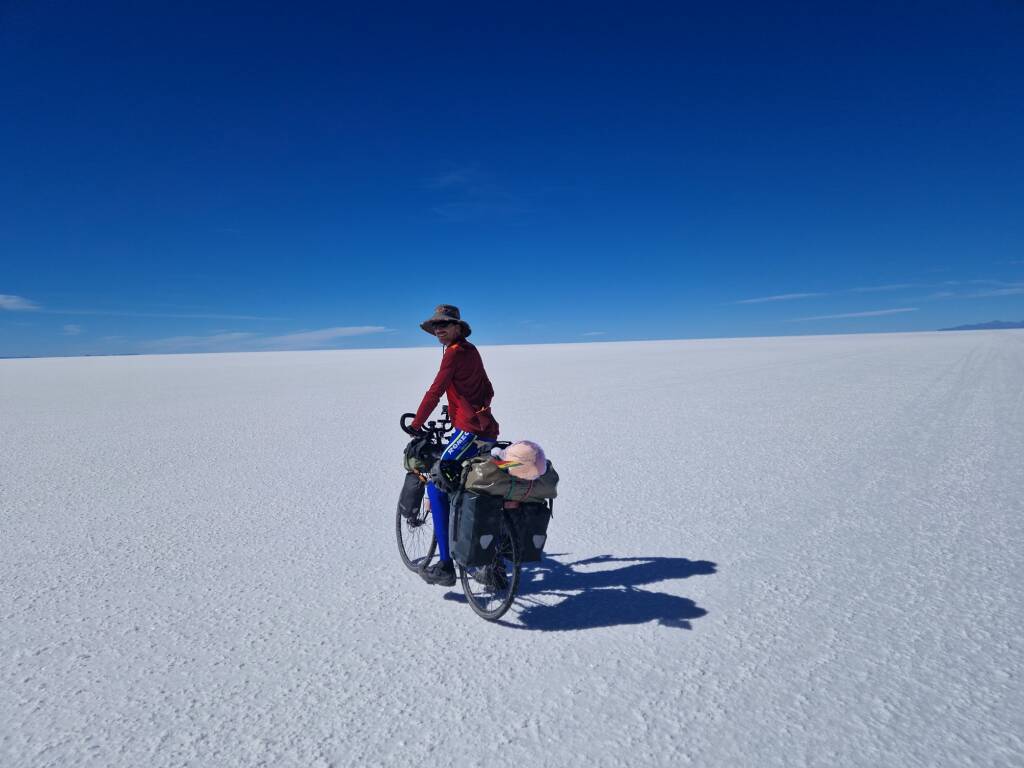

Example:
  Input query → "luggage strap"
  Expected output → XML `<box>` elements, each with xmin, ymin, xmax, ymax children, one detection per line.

<box><xmin>501</xmin><ymin>481</ymin><xmax>536</xmax><ymax>505</ymax></box>
<box><xmin>504</xmin><ymin>477</ymin><xmax>535</xmax><ymax>501</ymax></box>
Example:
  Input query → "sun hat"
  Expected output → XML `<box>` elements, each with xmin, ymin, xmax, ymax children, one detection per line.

<box><xmin>420</xmin><ymin>304</ymin><xmax>472</xmax><ymax>338</ymax></box>
<box><xmin>495</xmin><ymin>441</ymin><xmax>547</xmax><ymax>480</ymax></box>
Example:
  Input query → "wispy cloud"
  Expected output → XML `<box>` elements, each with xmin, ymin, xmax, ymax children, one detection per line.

<box><xmin>734</xmin><ymin>276</ymin><xmax>1024</xmax><ymax>308</ymax></box>
<box><xmin>582</xmin><ymin>331</ymin><xmax>606</xmax><ymax>337</ymax></box>
<box><xmin>0</xmin><ymin>294</ymin><xmax>40</xmax><ymax>311</ymax></box>
<box><xmin>905</xmin><ymin>281</ymin><xmax>1024</xmax><ymax>300</ymax></box>
<box><xmin>140</xmin><ymin>332</ymin><xmax>258</xmax><ymax>351</ymax></box>
<box><xmin>40</xmin><ymin>308</ymin><xmax>270</xmax><ymax>320</ymax></box>
<box><xmin>851</xmin><ymin>283</ymin><xmax>921</xmax><ymax>293</ymax></box>
<box><xmin>62</xmin><ymin>324</ymin><xmax>82</xmax><ymax>336</ymax></box>
<box><xmin>968</xmin><ymin>284</ymin><xmax>1024</xmax><ymax>298</ymax></box>
<box><xmin>427</xmin><ymin>166</ymin><xmax>527</xmax><ymax>223</ymax></box>
<box><xmin>789</xmin><ymin>307</ymin><xmax>918</xmax><ymax>322</ymax></box>
<box><xmin>0</xmin><ymin>293</ymin><xmax>271</xmax><ymax>320</ymax></box>
<box><xmin>137</xmin><ymin>326</ymin><xmax>393</xmax><ymax>353</ymax></box>
<box><xmin>431</xmin><ymin>201</ymin><xmax>526</xmax><ymax>222</ymax></box>
<box><xmin>733</xmin><ymin>292</ymin><xmax>825</xmax><ymax>304</ymax></box>
<box><xmin>429</xmin><ymin>167</ymin><xmax>478</xmax><ymax>189</ymax></box>
<box><xmin>258</xmin><ymin>326</ymin><xmax>392</xmax><ymax>349</ymax></box>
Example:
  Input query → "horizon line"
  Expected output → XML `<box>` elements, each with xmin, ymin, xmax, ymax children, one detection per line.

<box><xmin>3</xmin><ymin>325</ymin><xmax>1022</xmax><ymax>362</ymax></box>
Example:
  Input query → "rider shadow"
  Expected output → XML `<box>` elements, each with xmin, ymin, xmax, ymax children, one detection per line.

<box><xmin>445</xmin><ymin>554</ymin><xmax>716</xmax><ymax>631</ymax></box>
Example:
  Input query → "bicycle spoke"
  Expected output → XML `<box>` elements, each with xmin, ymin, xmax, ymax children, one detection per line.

<box><xmin>460</xmin><ymin>516</ymin><xmax>521</xmax><ymax>621</ymax></box>
<box><xmin>396</xmin><ymin>501</ymin><xmax>436</xmax><ymax>571</ymax></box>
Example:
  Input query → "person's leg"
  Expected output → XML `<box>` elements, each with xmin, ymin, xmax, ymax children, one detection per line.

<box><xmin>423</xmin><ymin>429</ymin><xmax>494</xmax><ymax>579</ymax></box>
<box><xmin>426</xmin><ymin>480</ymin><xmax>450</xmax><ymax>561</ymax></box>
<box><xmin>428</xmin><ymin>429</ymin><xmax>478</xmax><ymax>565</ymax></box>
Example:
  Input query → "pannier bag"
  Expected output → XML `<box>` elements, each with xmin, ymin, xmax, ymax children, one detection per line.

<box><xmin>512</xmin><ymin>502</ymin><xmax>552</xmax><ymax>563</ymax></box>
<box><xmin>403</xmin><ymin>435</ymin><xmax>439</xmax><ymax>474</ymax></box>
<box><xmin>397</xmin><ymin>472</ymin><xmax>426</xmax><ymax>520</ymax></box>
<box><xmin>461</xmin><ymin>457</ymin><xmax>559</xmax><ymax>503</ymax></box>
<box><xmin>450</xmin><ymin>491</ymin><xmax>505</xmax><ymax>567</ymax></box>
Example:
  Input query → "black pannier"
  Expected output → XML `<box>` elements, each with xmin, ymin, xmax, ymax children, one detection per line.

<box><xmin>397</xmin><ymin>472</ymin><xmax>425</xmax><ymax>520</ymax></box>
<box><xmin>450</xmin><ymin>491</ymin><xmax>505</xmax><ymax>567</ymax></box>
<box><xmin>513</xmin><ymin>502</ymin><xmax>552</xmax><ymax>562</ymax></box>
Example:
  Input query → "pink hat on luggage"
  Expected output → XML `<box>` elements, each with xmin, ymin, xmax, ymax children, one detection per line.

<box><xmin>496</xmin><ymin>441</ymin><xmax>547</xmax><ymax>480</ymax></box>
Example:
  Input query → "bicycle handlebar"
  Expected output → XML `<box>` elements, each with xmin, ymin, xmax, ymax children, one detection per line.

<box><xmin>400</xmin><ymin>413</ymin><xmax>422</xmax><ymax>437</ymax></box>
<box><xmin>400</xmin><ymin>411</ymin><xmax>454</xmax><ymax>438</ymax></box>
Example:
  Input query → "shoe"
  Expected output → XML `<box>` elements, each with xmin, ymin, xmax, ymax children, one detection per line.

<box><xmin>472</xmin><ymin>564</ymin><xmax>509</xmax><ymax>591</ymax></box>
<box><xmin>419</xmin><ymin>559</ymin><xmax>456</xmax><ymax>587</ymax></box>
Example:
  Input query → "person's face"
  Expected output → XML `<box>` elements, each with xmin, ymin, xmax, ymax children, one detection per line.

<box><xmin>434</xmin><ymin>321</ymin><xmax>462</xmax><ymax>345</ymax></box>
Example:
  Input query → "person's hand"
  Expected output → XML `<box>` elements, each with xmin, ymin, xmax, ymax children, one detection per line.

<box><xmin>400</xmin><ymin>413</ymin><xmax>427</xmax><ymax>437</ymax></box>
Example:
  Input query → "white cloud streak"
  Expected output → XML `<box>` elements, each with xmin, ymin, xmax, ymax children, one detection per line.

<box><xmin>0</xmin><ymin>294</ymin><xmax>40</xmax><ymax>311</ymax></box>
<box><xmin>735</xmin><ymin>277</ymin><xmax>1024</xmax><ymax>309</ymax></box>
<box><xmin>40</xmin><ymin>308</ymin><xmax>270</xmax><ymax>320</ymax></box>
<box><xmin>94</xmin><ymin>326</ymin><xmax>396</xmax><ymax>355</ymax></box>
<box><xmin>851</xmin><ymin>283</ymin><xmax>921</xmax><ymax>293</ymax></box>
<box><xmin>140</xmin><ymin>332</ymin><xmax>258</xmax><ymax>351</ymax></box>
<box><xmin>259</xmin><ymin>326</ymin><xmax>392</xmax><ymax>348</ymax></box>
<box><xmin>429</xmin><ymin>168</ymin><xmax>478</xmax><ymax>189</ymax></box>
<box><xmin>0</xmin><ymin>293</ymin><xmax>271</xmax><ymax>320</ymax></box>
<box><xmin>789</xmin><ymin>308</ymin><xmax>919</xmax><ymax>322</ymax></box>
<box><xmin>63</xmin><ymin>324</ymin><xmax>82</xmax><ymax>336</ymax></box>
<box><xmin>733</xmin><ymin>292</ymin><xmax>825</xmax><ymax>304</ymax></box>
<box><xmin>967</xmin><ymin>284</ymin><xmax>1024</xmax><ymax>298</ymax></box>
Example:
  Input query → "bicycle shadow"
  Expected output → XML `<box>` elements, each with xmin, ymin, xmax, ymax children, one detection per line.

<box><xmin>445</xmin><ymin>554</ymin><xmax>716</xmax><ymax>631</ymax></box>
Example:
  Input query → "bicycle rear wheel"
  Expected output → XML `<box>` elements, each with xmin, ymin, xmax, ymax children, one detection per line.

<box><xmin>459</xmin><ymin>514</ymin><xmax>520</xmax><ymax>621</ymax></box>
<box><xmin>396</xmin><ymin>494</ymin><xmax>437</xmax><ymax>571</ymax></box>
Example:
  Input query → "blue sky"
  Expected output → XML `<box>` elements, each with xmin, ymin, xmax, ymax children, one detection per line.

<box><xmin>2</xmin><ymin>2</ymin><xmax>1022</xmax><ymax>357</ymax></box>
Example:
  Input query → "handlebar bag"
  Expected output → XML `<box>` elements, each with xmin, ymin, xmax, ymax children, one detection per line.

<box><xmin>450</xmin><ymin>490</ymin><xmax>505</xmax><ymax>567</ymax></box>
<box><xmin>397</xmin><ymin>472</ymin><xmax>426</xmax><ymax>520</ymax></box>
<box><xmin>403</xmin><ymin>435</ymin><xmax>439</xmax><ymax>474</ymax></box>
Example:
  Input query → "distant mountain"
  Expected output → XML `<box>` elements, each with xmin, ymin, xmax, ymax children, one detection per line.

<box><xmin>939</xmin><ymin>320</ymin><xmax>1024</xmax><ymax>331</ymax></box>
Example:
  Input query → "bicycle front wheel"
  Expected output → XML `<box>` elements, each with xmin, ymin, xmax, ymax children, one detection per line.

<box><xmin>396</xmin><ymin>493</ymin><xmax>437</xmax><ymax>572</ymax></box>
<box><xmin>459</xmin><ymin>514</ymin><xmax>520</xmax><ymax>621</ymax></box>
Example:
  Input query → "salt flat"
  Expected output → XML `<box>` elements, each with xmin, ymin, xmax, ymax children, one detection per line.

<box><xmin>1</xmin><ymin>331</ymin><xmax>1022</xmax><ymax>767</ymax></box>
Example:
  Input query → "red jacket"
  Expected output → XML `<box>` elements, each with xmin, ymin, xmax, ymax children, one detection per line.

<box><xmin>413</xmin><ymin>341</ymin><xmax>499</xmax><ymax>439</ymax></box>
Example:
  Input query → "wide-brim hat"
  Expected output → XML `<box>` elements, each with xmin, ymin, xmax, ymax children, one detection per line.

<box><xmin>496</xmin><ymin>440</ymin><xmax>547</xmax><ymax>480</ymax></box>
<box><xmin>420</xmin><ymin>304</ymin><xmax>472</xmax><ymax>338</ymax></box>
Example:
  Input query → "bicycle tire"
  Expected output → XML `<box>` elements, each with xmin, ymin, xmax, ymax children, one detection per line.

<box><xmin>396</xmin><ymin>493</ymin><xmax>437</xmax><ymax>572</ymax></box>
<box><xmin>459</xmin><ymin>512</ymin><xmax>521</xmax><ymax>621</ymax></box>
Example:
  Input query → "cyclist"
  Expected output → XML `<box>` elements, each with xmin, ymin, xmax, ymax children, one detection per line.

<box><xmin>411</xmin><ymin>305</ymin><xmax>500</xmax><ymax>586</ymax></box>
